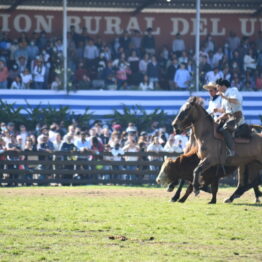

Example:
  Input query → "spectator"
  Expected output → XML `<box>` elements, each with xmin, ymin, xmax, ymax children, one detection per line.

<box><xmin>119</xmin><ymin>30</ymin><xmax>131</xmax><ymax>54</ymax></box>
<box><xmin>255</xmin><ymin>71</ymin><xmax>262</xmax><ymax>90</ymax></box>
<box><xmin>20</xmin><ymin>68</ymin><xmax>33</xmax><ymax>89</ymax></box>
<box><xmin>146</xmin><ymin>55</ymin><xmax>159</xmax><ymax>88</ymax></box>
<box><xmin>172</xmin><ymin>33</ymin><xmax>185</xmax><ymax>57</ymax></box>
<box><xmin>18</xmin><ymin>124</ymin><xmax>28</xmax><ymax>149</ymax></box>
<box><xmin>32</xmin><ymin>57</ymin><xmax>46</xmax><ymax>89</ymax></box>
<box><xmin>50</xmin><ymin>75</ymin><xmax>62</xmax><ymax>90</ymax></box>
<box><xmin>167</xmin><ymin>57</ymin><xmax>179</xmax><ymax>90</ymax></box>
<box><xmin>163</xmin><ymin>135</ymin><xmax>181</xmax><ymax>159</ymax></box>
<box><xmin>139</xmin><ymin>53</ymin><xmax>150</xmax><ymax>75</ymax></box>
<box><xmin>0</xmin><ymin>59</ymin><xmax>8</xmax><ymax>88</ymax></box>
<box><xmin>174</xmin><ymin>63</ymin><xmax>191</xmax><ymax>90</ymax></box>
<box><xmin>204</xmin><ymin>34</ymin><xmax>215</xmax><ymax>53</ymax></box>
<box><xmin>27</xmin><ymin>39</ymin><xmax>39</xmax><ymax>63</ymax></box>
<box><xmin>10</xmin><ymin>75</ymin><xmax>23</xmax><ymax>89</ymax></box>
<box><xmin>141</xmin><ymin>28</ymin><xmax>156</xmax><ymax>55</ymax></box>
<box><xmin>212</xmin><ymin>47</ymin><xmax>224</xmax><ymax>68</ymax></box>
<box><xmin>147</xmin><ymin>136</ymin><xmax>164</xmax><ymax>171</ymax></box>
<box><xmin>59</xmin><ymin>135</ymin><xmax>77</xmax><ymax>181</ymax></box>
<box><xmin>101</xmin><ymin>60</ymin><xmax>116</xmax><ymax>89</ymax></box>
<box><xmin>122</xmin><ymin>139</ymin><xmax>140</xmax><ymax>180</ymax></box>
<box><xmin>243</xmin><ymin>48</ymin><xmax>257</xmax><ymax>73</ymax></box>
<box><xmin>139</xmin><ymin>74</ymin><xmax>154</xmax><ymax>91</ymax></box>
<box><xmin>37</xmin><ymin>134</ymin><xmax>54</xmax><ymax>179</ymax></box>
<box><xmin>84</xmin><ymin>39</ymin><xmax>99</xmax><ymax>69</ymax></box>
<box><xmin>115</xmin><ymin>59</ymin><xmax>131</xmax><ymax>90</ymax></box>
<box><xmin>130</xmin><ymin>29</ymin><xmax>142</xmax><ymax>56</ymax></box>
<box><xmin>205</xmin><ymin>66</ymin><xmax>223</xmax><ymax>84</ymax></box>
<box><xmin>6</xmin><ymin>134</ymin><xmax>22</xmax><ymax>183</ymax></box>
<box><xmin>227</xmin><ymin>31</ymin><xmax>240</xmax><ymax>53</ymax></box>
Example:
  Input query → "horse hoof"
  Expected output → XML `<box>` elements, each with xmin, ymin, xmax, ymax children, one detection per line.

<box><xmin>224</xmin><ymin>198</ymin><xmax>232</xmax><ymax>203</ymax></box>
<box><xmin>194</xmin><ymin>189</ymin><xmax>200</xmax><ymax>196</ymax></box>
<box><xmin>208</xmin><ymin>201</ymin><xmax>216</xmax><ymax>204</ymax></box>
<box><xmin>178</xmin><ymin>199</ymin><xmax>185</xmax><ymax>203</ymax></box>
<box><xmin>255</xmin><ymin>198</ymin><xmax>260</xmax><ymax>203</ymax></box>
<box><xmin>169</xmin><ymin>198</ymin><xmax>177</xmax><ymax>203</ymax></box>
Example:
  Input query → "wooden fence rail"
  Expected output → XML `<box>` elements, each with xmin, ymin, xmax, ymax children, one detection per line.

<box><xmin>0</xmin><ymin>151</ymin><xmax>237</xmax><ymax>186</ymax></box>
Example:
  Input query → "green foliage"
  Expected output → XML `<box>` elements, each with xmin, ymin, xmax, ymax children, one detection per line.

<box><xmin>0</xmin><ymin>187</ymin><xmax>261</xmax><ymax>262</ymax></box>
<box><xmin>110</xmin><ymin>105</ymin><xmax>170</xmax><ymax>132</ymax></box>
<box><xmin>0</xmin><ymin>100</ymin><xmax>28</xmax><ymax>127</ymax></box>
<box><xmin>0</xmin><ymin>99</ymin><xmax>93</xmax><ymax>129</ymax></box>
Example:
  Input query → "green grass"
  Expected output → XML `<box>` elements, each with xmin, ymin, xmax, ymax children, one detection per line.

<box><xmin>0</xmin><ymin>186</ymin><xmax>261</xmax><ymax>262</ymax></box>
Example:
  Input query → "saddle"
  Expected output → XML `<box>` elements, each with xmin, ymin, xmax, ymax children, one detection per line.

<box><xmin>213</xmin><ymin>123</ymin><xmax>251</xmax><ymax>144</ymax></box>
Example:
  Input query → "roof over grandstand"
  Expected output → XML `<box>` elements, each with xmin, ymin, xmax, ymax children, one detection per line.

<box><xmin>1</xmin><ymin>0</ymin><xmax>262</xmax><ymax>14</ymax></box>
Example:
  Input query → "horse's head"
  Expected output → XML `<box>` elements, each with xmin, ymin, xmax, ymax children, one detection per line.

<box><xmin>172</xmin><ymin>96</ymin><xmax>199</xmax><ymax>133</ymax></box>
<box><xmin>156</xmin><ymin>158</ymin><xmax>180</xmax><ymax>187</ymax></box>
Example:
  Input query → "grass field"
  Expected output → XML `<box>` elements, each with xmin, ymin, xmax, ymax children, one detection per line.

<box><xmin>0</xmin><ymin>186</ymin><xmax>261</xmax><ymax>262</ymax></box>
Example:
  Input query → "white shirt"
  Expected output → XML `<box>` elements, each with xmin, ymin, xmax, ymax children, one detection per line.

<box><xmin>205</xmin><ymin>70</ymin><xmax>224</xmax><ymax>83</ymax></box>
<box><xmin>74</xmin><ymin>139</ymin><xmax>91</xmax><ymax>151</ymax></box>
<box><xmin>20</xmin><ymin>73</ymin><xmax>32</xmax><ymax>87</ymax></box>
<box><xmin>174</xmin><ymin>69</ymin><xmax>191</xmax><ymax>88</ymax></box>
<box><xmin>222</xmin><ymin>87</ymin><xmax>245</xmax><ymax>125</ymax></box>
<box><xmin>206</xmin><ymin>95</ymin><xmax>222</xmax><ymax>120</ymax></box>
<box><xmin>84</xmin><ymin>45</ymin><xmax>99</xmax><ymax>60</ymax></box>
<box><xmin>33</xmin><ymin>65</ymin><xmax>46</xmax><ymax>82</ymax></box>
<box><xmin>172</xmin><ymin>39</ymin><xmax>185</xmax><ymax>52</ymax></box>
<box><xmin>147</xmin><ymin>143</ymin><xmax>163</xmax><ymax>161</ymax></box>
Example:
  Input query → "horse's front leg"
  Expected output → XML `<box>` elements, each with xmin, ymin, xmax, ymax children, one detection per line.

<box><xmin>169</xmin><ymin>179</ymin><xmax>185</xmax><ymax>202</ymax></box>
<box><xmin>192</xmin><ymin>159</ymin><xmax>212</xmax><ymax>196</ymax></box>
<box><xmin>208</xmin><ymin>178</ymin><xmax>219</xmax><ymax>204</ymax></box>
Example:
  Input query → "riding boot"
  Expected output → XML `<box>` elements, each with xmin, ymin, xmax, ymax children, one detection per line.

<box><xmin>221</xmin><ymin>129</ymin><xmax>235</xmax><ymax>157</ymax></box>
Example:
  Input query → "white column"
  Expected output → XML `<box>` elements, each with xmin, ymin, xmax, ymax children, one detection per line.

<box><xmin>63</xmin><ymin>0</ymin><xmax>68</xmax><ymax>92</ymax></box>
<box><xmin>195</xmin><ymin>0</ymin><xmax>201</xmax><ymax>91</ymax></box>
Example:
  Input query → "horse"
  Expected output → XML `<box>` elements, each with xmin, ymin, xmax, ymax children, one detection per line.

<box><xmin>156</xmin><ymin>149</ymin><xmax>262</xmax><ymax>204</ymax></box>
<box><xmin>172</xmin><ymin>96</ymin><xmax>262</xmax><ymax>202</ymax></box>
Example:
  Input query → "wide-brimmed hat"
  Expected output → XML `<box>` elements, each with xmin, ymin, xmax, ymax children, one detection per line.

<box><xmin>203</xmin><ymin>82</ymin><xmax>217</xmax><ymax>90</ymax></box>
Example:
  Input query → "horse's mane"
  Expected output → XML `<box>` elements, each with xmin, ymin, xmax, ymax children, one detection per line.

<box><xmin>188</xmin><ymin>96</ymin><xmax>214</xmax><ymax>124</ymax></box>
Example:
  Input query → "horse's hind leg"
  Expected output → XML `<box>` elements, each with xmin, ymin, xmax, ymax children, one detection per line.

<box><xmin>178</xmin><ymin>184</ymin><xmax>193</xmax><ymax>203</ymax></box>
<box><xmin>224</xmin><ymin>165</ymin><xmax>261</xmax><ymax>203</ymax></box>
<box><xmin>253</xmin><ymin>185</ymin><xmax>261</xmax><ymax>203</ymax></box>
<box><xmin>170</xmin><ymin>180</ymin><xmax>185</xmax><ymax>202</ymax></box>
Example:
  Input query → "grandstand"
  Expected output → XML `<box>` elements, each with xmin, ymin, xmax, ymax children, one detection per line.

<box><xmin>0</xmin><ymin>0</ymin><xmax>261</xmax><ymax>124</ymax></box>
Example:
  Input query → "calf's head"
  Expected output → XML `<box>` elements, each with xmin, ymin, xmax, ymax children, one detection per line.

<box><xmin>156</xmin><ymin>158</ymin><xmax>179</xmax><ymax>187</ymax></box>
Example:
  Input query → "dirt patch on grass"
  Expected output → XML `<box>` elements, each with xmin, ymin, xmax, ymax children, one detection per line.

<box><xmin>0</xmin><ymin>186</ymin><xmax>258</xmax><ymax>202</ymax></box>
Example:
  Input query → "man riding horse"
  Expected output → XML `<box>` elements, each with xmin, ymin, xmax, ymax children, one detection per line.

<box><xmin>214</xmin><ymin>78</ymin><xmax>245</xmax><ymax>157</ymax></box>
<box><xmin>172</xmin><ymin>94</ymin><xmax>262</xmax><ymax>196</ymax></box>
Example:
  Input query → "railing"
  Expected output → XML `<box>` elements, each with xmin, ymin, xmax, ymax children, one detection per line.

<box><xmin>0</xmin><ymin>151</ymin><xmax>237</xmax><ymax>186</ymax></box>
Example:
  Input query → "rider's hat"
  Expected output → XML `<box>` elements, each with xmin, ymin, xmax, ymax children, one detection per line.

<box><xmin>203</xmin><ymin>82</ymin><xmax>217</xmax><ymax>90</ymax></box>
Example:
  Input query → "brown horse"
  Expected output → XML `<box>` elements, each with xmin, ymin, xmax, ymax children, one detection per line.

<box><xmin>172</xmin><ymin>96</ymin><xmax>262</xmax><ymax>202</ymax></box>
<box><xmin>156</xmin><ymin>150</ymin><xmax>262</xmax><ymax>204</ymax></box>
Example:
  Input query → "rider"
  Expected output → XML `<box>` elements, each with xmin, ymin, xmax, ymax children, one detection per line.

<box><xmin>203</xmin><ymin>82</ymin><xmax>222</xmax><ymax>121</ymax></box>
<box><xmin>214</xmin><ymin>78</ymin><xmax>245</xmax><ymax>157</ymax></box>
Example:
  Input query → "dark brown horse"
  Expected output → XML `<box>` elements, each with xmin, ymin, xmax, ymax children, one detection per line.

<box><xmin>172</xmin><ymin>96</ymin><xmax>262</xmax><ymax>202</ymax></box>
<box><xmin>156</xmin><ymin>149</ymin><xmax>262</xmax><ymax>204</ymax></box>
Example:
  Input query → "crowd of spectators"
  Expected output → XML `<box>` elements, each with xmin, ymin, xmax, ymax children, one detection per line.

<box><xmin>0</xmin><ymin>27</ymin><xmax>262</xmax><ymax>91</ymax></box>
<box><xmin>0</xmin><ymin>120</ymin><xmax>188</xmax><ymax>183</ymax></box>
